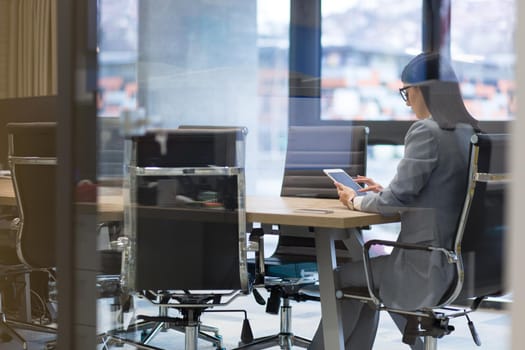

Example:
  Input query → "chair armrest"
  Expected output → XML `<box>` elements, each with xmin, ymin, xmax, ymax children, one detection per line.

<box><xmin>9</xmin><ymin>217</ymin><xmax>20</xmax><ymax>231</ymax></box>
<box><xmin>0</xmin><ymin>213</ymin><xmax>17</xmax><ymax>221</ymax></box>
<box><xmin>98</xmin><ymin>221</ymin><xmax>124</xmax><ymax>250</ymax></box>
<box><xmin>97</xmin><ymin>220</ymin><xmax>122</xmax><ymax>236</ymax></box>
<box><xmin>365</xmin><ymin>239</ymin><xmax>433</xmax><ymax>252</ymax></box>
<box><xmin>364</xmin><ymin>239</ymin><xmax>458</xmax><ymax>264</ymax></box>
<box><xmin>361</xmin><ymin>239</ymin><xmax>458</xmax><ymax>306</ymax></box>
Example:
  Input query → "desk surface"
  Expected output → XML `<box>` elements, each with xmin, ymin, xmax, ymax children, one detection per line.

<box><xmin>246</xmin><ymin>195</ymin><xmax>398</xmax><ymax>228</ymax></box>
<box><xmin>0</xmin><ymin>178</ymin><xmax>398</xmax><ymax>228</ymax></box>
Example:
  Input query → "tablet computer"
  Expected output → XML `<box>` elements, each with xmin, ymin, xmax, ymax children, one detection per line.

<box><xmin>323</xmin><ymin>168</ymin><xmax>365</xmax><ymax>196</ymax></box>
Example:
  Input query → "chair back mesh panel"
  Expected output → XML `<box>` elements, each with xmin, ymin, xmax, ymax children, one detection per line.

<box><xmin>457</xmin><ymin>133</ymin><xmax>508</xmax><ymax>300</ymax></box>
<box><xmin>7</xmin><ymin>122</ymin><xmax>56</xmax><ymax>268</ymax></box>
<box><xmin>129</xmin><ymin>128</ymin><xmax>248</xmax><ymax>292</ymax></box>
<box><xmin>266</xmin><ymin>126</ymin><xmax>368</xmax><ymax>276</ymax></box>
<box><xmin>281</xmin><ymin>125</ymin><xmax>368</xmax><ymax>198</ymax></box>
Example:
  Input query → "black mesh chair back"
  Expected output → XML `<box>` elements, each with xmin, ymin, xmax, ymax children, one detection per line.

<box><xmin>451</xmin><ymin>133</ymin><xmax>508</xmax><ymax>302</ymax></box>
<box><xmin>280</xmin><ymin>125</ymin><xmax>368</xmax><ymax>198</ymax></box>
<box><xmin>7</xmin><ymin>122</ymin><xmax>56</xmax><ymax>269</ymax></box>
<box><xmin>125</xmin><ymin>128</ymin><xmax>248</xmax><ymax>292</ymax></box>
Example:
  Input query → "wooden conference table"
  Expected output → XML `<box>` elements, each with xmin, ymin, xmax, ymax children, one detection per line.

<box><xmin>0</xmin><ymin>178</ymin><xmax>399</xmax><ymax>350</ymax></box>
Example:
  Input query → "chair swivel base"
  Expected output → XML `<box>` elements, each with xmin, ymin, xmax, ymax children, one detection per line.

<box><xmin>233</xmin><ymin>298</ymin><xmax>310</xmax><ymax>350</ymax></box>
<box><xmin>105</xmin><ymin>318</ymin><xmax>225</xmax><ymax>350</ymax></box>
<box><xmin>235</xmin><ymin>332</ymin><xmax>310</xmax><ymax>350</ymax></box>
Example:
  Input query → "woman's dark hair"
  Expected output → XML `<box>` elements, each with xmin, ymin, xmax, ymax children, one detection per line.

<box><xmin>402</xmin><ymin>52</ymin><xmax>480</xmax><ymax>131</ymax></box>
<box><xmin>401</xmin><ymin>51</ymin><xmax>457</xmax><ymax>84</ymax></box>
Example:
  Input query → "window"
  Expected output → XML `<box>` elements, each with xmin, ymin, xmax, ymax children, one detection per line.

<box><xmin>450</xmin><ymin>0</ymin><xmax>515</xmax><ymax>120</ymax></box>
<box><xmin>97</xmin><ymin>0</ymin><xmax>515</xmax><ymax>193</ymax></box>
<box><xmin>321</xmin><ymin>1</ymin><xmax>422</xmax><ymax>121</ymax></box>
<box><xmin>320</xmin><ymin>0</ymin><xmax>515</xmax><ymax>123</ymax></box>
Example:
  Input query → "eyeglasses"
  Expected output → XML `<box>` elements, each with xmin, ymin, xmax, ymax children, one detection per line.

<box><xmin>399</xmin><ymin>86</ymin><xmax>411</xmax><ymax>102</ymax></box>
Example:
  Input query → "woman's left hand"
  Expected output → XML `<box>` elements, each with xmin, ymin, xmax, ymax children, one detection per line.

<box><xmin>334</xmin><ymin>181</ymin><xmax>356</xmax><ymax>208</ymax></box>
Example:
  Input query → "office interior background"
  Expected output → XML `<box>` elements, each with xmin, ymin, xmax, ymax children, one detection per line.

<box><xmin>1</xmin><ymin>0</ymin><xmax>525</xmax><ymax>349</ymax></box>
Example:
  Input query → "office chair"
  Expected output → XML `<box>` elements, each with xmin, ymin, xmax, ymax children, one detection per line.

<box><xmin>236</xmin><ymin>125</ymin><xmax>368</xmax><ymax>350</ymax></box>
<box><xmin>0</xmin><ymin>122</ymin><xmax>58</xmax><ymax>349</ymax></box>
<box><xmin>337</xmin><ymin>133</ymin><xmax>508</xmax><ymax>349</ymax></box>
<box><xmin>104</xmin><ymin>128</ymin><xmax>250</xmax><ymax>350</ymax></box>
<box><xmin>135</xmin><ymin>125</ymin><xmax>251</xmax><ymax>347</ymax></box>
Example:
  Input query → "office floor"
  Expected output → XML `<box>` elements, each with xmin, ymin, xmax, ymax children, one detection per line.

<box><xmin>0</xmin><ymin>327</ymin><xmax>55</xmax><ymax>350</ymax></box>
<box><xmin>95</xmin><ymin>291</ymin><xmax>509</xmax><ymax>350</ymax></box>
<box><xmin>1</xmin><ymin>290</ymin><xmax>510</xmax><ymax>349</ymax></box>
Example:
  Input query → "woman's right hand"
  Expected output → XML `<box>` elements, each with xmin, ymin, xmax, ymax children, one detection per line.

<box><xmin>354</xmin><ymin>175</ymin><xmax>384</xmax><ymax>193</ymax></box>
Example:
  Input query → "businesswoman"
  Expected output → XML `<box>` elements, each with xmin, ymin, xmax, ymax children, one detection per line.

<box><xmin>309</xmin><ymin>52</ymin><xmax>480</xmax><ymax>350</ymax></box>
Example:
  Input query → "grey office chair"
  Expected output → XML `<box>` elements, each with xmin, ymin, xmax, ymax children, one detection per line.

<box><xmin>0</xmin><ymin>122</ymin><xmax>57</xmax><ymax>349</ymax></box>
<box><xmin>236</xmin><ymin>125</ymin><xmax>368</xmax><ymax>350</ymax></box>
<box><xmin>280</xmin><ymin>125</ymin><xmax>368</xmax><ymax>198</ymax></box>
<box><xmin>337</xmin><ymin>133</ymin><xmax>508</xmax><ymax>349</ymax></box>
<box><xmin>104</xmin><ymin>128</ymin><xmax>250</xmax><ymax>350</ymax></box>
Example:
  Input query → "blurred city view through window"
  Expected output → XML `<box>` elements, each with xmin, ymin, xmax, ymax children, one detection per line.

<box><xmin>97</xmin><ymin>0</ymin><xmax>515</xmax><ymax>196</ymax></box>
<box><xmin>320</xmin><ymin>0</ymin><xmax>515</xmax><ymax>121</ymax></box>
<box><xmin>98</xmin><ymin>0</ymin><xmax>138</xmax><ymax>117</ymax></box>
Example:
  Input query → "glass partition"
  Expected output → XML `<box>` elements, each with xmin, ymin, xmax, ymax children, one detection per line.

<box><xmin>96</xmin><ymin>0</ymin><xmax>515</xmax><ymax>341</ymax></box>
<box><xmin>98</xmin><ymin>0</ymin><xmax>290</xmax><ymax>196</ymax></box>
<box><xmin>98</xmin><ymin>0</ymin><xmax>516</xmax><ymax>198</ymax></box>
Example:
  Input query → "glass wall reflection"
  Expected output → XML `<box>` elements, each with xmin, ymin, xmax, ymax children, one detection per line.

<box><xmin>96</xmin><ymin>0</ymin><xmax>515</xmax><ymax>343</ymax></box>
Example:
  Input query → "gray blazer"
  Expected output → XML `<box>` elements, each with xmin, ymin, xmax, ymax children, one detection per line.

<box><xmin>360</xmin><ymin>118</ymin><xmax>475</xmax><ymax>310</ymax></box>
